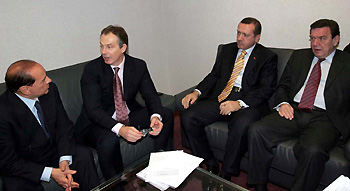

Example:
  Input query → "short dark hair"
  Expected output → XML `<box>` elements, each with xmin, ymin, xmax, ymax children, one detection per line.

<box><xmin>101</xmin><ymin>25</ymin><xmax>128</xmax><ymax>52</ymax></box>
<box><xmin>310</xmin><ymin>19</ymin><xmax>340</xmax><ymax>39</ymax></box>
<box><xmin>5</xmin><ymin>60</ymin><xmax>37</xmax><ymax>92</ymax></box>
<box><xmin>240</xmin><ymin>17</ymin><xmax>262</xmax><ymax>36</ymax></box>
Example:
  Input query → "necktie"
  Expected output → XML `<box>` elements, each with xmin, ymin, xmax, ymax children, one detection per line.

<box><xmin>35</xmin><ymin>101</ymin><xmax>50</xmax><ymax>138</ymax></box>
<box><xmin>298</xmin><ymin>58</ymin><xmax>325</xmax><ymax>111</ymax></box>
<box><xmin>113</xmin><ymin>67</ymin><xmax>130</xmax><ymax>125</ymax></box>
<box><xmin>218</xmin><ymin>50</ymin><xmax>247</xmax><ymax>102</ymax></box>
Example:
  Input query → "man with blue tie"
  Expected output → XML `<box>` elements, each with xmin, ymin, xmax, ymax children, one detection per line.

<box><xmin>0</xmin><ymin>60</ymin><xmax>99</xmax><ymax>191</ymax></box>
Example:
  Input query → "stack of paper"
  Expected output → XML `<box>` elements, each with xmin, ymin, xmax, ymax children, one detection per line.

<box><xmin>323</xmin><ymin>175</ymin><xmax>350</xmax><ymax>191</ymax></box>
<box><xmin>136</xmin><ymin>150</ymin><xmax>203</xmax><ymax>190</ymax></box>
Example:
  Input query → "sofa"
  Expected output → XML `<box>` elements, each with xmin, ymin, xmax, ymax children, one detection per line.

<box><xmin>175</xmin><ymin>46</ymin><xmax>350</xmax><ymax>190</ymax></box>
<box><xmin>0</xmin><ymin>61</ymin><xmax>176</xmax><ymax>190</ymax></box>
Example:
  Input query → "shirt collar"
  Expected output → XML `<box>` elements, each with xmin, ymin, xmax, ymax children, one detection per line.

<box><xmin>15</xmin><ymin>93</ymin><xmax>38</xmax><ymax>111</ymax></box>
<box><xmin>239</xmin><ymin>43</ymin><xmax>256</xmax><ymax>57</ymax></box>
<box><xmin>110</xmin><ymin>55</ymin><xmax>125</xmax><ymax>74</ymax></box>
<box><xmin>313</xmin><ymin>49</ymin><xmax>336</xmax><ymax>64</ymax></box>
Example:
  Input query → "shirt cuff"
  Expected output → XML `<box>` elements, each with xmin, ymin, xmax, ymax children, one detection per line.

<box><xmin>59</xmin><ymin>156</ymin><xmax>72</xmax><ymax>165</ymax></box>
<box><xmin>194</xmin><ymin>89</ymin><xmax>201</xmax><ymax>96</ymax></box>
<box><xmin>237</xmin><ymin>100</ymin><xmax>249</xmax><ymax>109</ymax></box>
<box><xmin>40</xmin><ymin>167</ymin><xmax>52</xmax><ymax>182</ymax></box>
<box><xmin>274</xmin><ymin>102</ymin><xmax>290</xmax><ymax>111</ymax></box>
<box><xmin>150</xmin><ymin>114</ymin><xmax>162</xmax><ymax>122</ymax></box>
<box><xmin>111</xmin><ymin>123</ymin><xmax>124</xmax><ymax>136</ymax></box>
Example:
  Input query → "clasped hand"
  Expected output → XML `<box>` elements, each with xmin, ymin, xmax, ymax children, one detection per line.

<box><xmin>51</xmin><ymin>160</ymin><xmax>79</xmax><ymax>191</ymax></box>
<box><xmin>219</xmin><ymin>101</ymin><xmax>241</xmax><ymax>115</ymax></box>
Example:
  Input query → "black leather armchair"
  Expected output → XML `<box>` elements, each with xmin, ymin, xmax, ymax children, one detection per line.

<box><xmin>0</xmin><ymin>61</ymin><xmax>176</xmax><ymax>190</ymax></box>
<box><xmin>175</xmin><ymin>47</ymin><xmax>350</xmax><ymax>190</ymax></box>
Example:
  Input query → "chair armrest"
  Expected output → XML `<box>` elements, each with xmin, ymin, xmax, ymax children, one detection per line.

<box><xmin>345</xmin><ymin>137</ymin><xmax>350</xmax><ymax>161</ymax></box>
<box><xmin>174</xmin><ymin>86</ymin><xmax>196</xmax><ymax>112</ymax></box>
<box><xmin>136</xmin><ymin>92</ymin><xmax>176</xmax><ymax>112</ymax></box>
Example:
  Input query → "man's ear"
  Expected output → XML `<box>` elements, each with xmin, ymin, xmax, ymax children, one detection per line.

<box><xmin>333</xmin><ymin>35</ymin><xmax>340</xmax><ymax>47</ymax></box>
<box><xmin>255</xmin><ymin>34</ymin><xmax>261</xmax><ymax>43</ymax></box>
<box><xmin>121</xmin><ymin>44</ymin><xmax>127</xmax><ymax>54</ymax></box>
<box><xmin>18</xmin><ymin>86</ymin><xmax>30</xmax><ymax>96</ymax></box>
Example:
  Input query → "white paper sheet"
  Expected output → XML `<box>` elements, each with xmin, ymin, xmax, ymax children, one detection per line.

<box><xmin>323</xmin><ymin>175</ymin><xmax>350</xmax><ymax>191</ymax></box>
<box><xmin>137</xmin><ymin>150</ymin><xmax>203</xmax><ymax>190</ymax></box>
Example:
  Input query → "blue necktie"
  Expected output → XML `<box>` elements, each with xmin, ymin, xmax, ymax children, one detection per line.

<box><xmin>35</xmin><ymin>101</ymin><xmax>50</xmax><ymax>139</ymax></box>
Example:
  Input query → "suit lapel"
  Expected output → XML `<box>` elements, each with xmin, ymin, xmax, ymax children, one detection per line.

<box><xmin>101</xmin><ymin>57</ymin><xmax>114</xmax><ymax>88</ymax></box>
<box><xmin>243</xmin><ymin>44</ymin><xmax>261</xmax><ymax>79</ymax></box>
<box><xmin>295</xmin><ymin>50</ymin><xmax>314</xmax><ymax>91</ymax></box>
<box><xmin>122</xmin><ymin>55</ymin><xmax>134</xmax><ymax>100</ymax></box>
<box><xmin>7</xmin><ymin>91</ymin><xmax>47</xmax><ymax>142</ymax></box>
<box><xmin>325</xmin><ymin>50</ymin><xmax>345</xmax><ymax>90</ymax></box>
<box><xmin>222</xmin><ymin>44</ymin><xmax>239</xmax><ymax>84</ymax></box>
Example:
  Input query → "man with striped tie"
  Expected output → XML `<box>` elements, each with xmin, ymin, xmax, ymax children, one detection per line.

<box><xmin>247</xmin><ymin>19</ymin><xmax>350</xmax><ymax>191</ymax></box>
<box><xmin>181</xmin><ymin>17</ymin><xmax>278</xmax><ymax>181</ymax></box>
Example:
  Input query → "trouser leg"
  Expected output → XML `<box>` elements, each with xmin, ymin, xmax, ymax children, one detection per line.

<box><xmin>82</xmin><ymin>126</ymin><xmax>124</xmax><ymax>180</ymax></box>
<box><xmin>71</xmin><ymin>144</ymin><xmax>100</xmax><ymax>191</ymax></box>
<box><xmin>247</xmin><ymin>111</ymin><xmax>298</xmax><ymax>185</ymax></box>
<box><xmin>222</xmin><ymin>107</ymin><xmax>262</xmax><ymax>176</ymax></box>
<box><xmin>180</xmin><ymin>99</ymin><xmax>227</xmax><ymax>161</ymax></box>
<box><xmin>291</xmin><ymin>110</ymin><xmax>340</xmax><ymax>191</ymax></box>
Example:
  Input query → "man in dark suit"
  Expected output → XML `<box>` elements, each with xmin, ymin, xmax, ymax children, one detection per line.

<box><xmin>0</xmin><ymin>60</ymin><xmax>99</xmax><ymax>191</ymax></box>
<box><xmin>181</xmin><ymin>17</ymin><xmax>277</xmax><ymax>180</ymax></box>
<box><xmin>344</xmin><ymin>43</ymin><xmax>350</xmax><ymax>54</ymax></box>
<box><xmin>75</xmin><ymin>25</ymin><xmax>174</xmax><ymax>180</ymax></box>
<box><xmin>247</xmin><ymin>19</ymin><xmax>350</xmax><ymax>191</ymax></box>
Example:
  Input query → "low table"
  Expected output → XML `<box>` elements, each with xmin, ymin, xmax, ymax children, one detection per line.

<box><xmin>91</xmin><ymin>155</ymin><xmax>247</xmax><ymax>191</ymax></box>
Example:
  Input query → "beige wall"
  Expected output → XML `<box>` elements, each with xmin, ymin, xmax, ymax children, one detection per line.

<box><xmin>1</xmin><ymin>0</ymin><xmax>349</xmax><ymax>94</ymax></box>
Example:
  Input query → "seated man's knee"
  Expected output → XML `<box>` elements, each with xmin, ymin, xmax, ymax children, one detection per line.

<box><xmin>248</xmin><ymin>121</ymin><xmax>266</xmax><ymax>138</ymax></box>
<box><xmin>295</xmin><ymin>144</ymin><xmax>326</xmax><ymax>160</ymax></box>
<box><xmin>97</xmin><ymin>132</ymin><xmax>120</xmax><ymax>151</ymax></box>
<box><xmin>180</xmin><ymin>109</ymin><xmax>196</xmax><ymax>128</ymax></box>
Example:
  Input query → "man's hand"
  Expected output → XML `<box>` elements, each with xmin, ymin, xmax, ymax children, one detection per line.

<box><xmin>182</xmin><ymin>91</ymin><xmax>199</xmax><ymax>109</ymax></box>
<box><xmin>51</xmin><ymin>161</ymin><xmax>79</xmax><ymax>191</ymax></box>
<box><xmin>119</xmin><ymin>126</ymin><xmax>143</xmax><ymax>142</ymax></box>
<box><xmin>219</xmin><ymin>101</ymin><xmax>241</xmax><ymax>115</ymax></box>
<box><xmin>278</xmin><ymin>103</ymin><xmax>294</xmax><ymax>120</ymax></box>
<box><xmin>149</xmin><ymin>116</ymin><xmax>163</xmax><ymax>136</ymax></box>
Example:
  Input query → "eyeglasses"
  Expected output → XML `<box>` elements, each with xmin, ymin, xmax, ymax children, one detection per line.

<box><xmin>309</xmin><ymin>36</ymin><xmax>328</xmax><ymax>42</ymax></box>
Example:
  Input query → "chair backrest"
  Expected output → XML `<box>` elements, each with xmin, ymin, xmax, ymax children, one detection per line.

<box><xmin>267</xmin><ymin>47</ymin><xmax>294</xmax><ymax>109</ymax></box>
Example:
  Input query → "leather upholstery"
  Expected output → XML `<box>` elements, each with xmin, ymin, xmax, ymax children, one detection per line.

<box><xmin>0</xmin><ymin>61</ymin><xmax>176</xmax><ymax>190</ymax></box>
<box><xmin>175</xmin><ymin>47</ymin><xmax>350</xmax><ymax>190</ymax></box>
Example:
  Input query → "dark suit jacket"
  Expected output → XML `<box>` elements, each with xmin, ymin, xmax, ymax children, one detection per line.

<box><xmin>75</xmin><ymin>54</ymin><xmax>162</xmax><ymax>135</ymax></box>
<box><xmin>275</xmin><ymin>48</ymin><xmax>350</xmax><ymax>141</ymax></box>
<box><xmin>344</xmin><ymin>43</ymin><xmax>350</xmax><ymax>54</ymax></box>
<box><xmin>196</xmin><ymin>42</ymin><xmax>278</xmax><ymax>112</ymax></box>
<box><xmin>0</xmin><ymin>83</ymin><xmax>75</xmax><ymax>183</ymax></box>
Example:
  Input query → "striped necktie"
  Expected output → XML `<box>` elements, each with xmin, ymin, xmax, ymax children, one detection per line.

<box><xmin>298</xmin><ymin>58</ymin><xmax>325</xmax><ymax>111</ymax></box>
<box><xmin>218</xmin><ymin>50</ymin><xmax>247</xmax><ymax>102</ymax></box>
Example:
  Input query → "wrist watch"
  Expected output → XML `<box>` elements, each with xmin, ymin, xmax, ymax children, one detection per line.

<box><xmin>238</xmin><ymin>101</ymin><xmax>243</xmax><ymax>109</ymax></box>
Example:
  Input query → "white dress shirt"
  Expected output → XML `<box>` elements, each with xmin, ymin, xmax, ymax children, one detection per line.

<box><xmin>110</xmin><ymin>55</ymin><xmax>162</xmax><ymax>136</ymax></box>
<box><xmin>195</xmin><ymin>43</ymin><xmax>257</xmax><ymax>108</ymax></box>
<box><xmin>275</xmin><ymin>50</ymin><xmax>335</xmax><ymax>111</ymax></box>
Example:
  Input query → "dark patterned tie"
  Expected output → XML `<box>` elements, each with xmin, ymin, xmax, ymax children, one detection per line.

<box><xmin>298</xmin><ymin>58</ymin><xmax>325</xmax><ymax>111</ymax></box>
<box><xmin>35</xmin><ymin>101</ymin><xmax>50</xmax><ymax>138</ymax></box>
<box><xmin>113</xmin><ymin>67</ymin><xmax>130</xmax><ymax>125</ymax></box>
